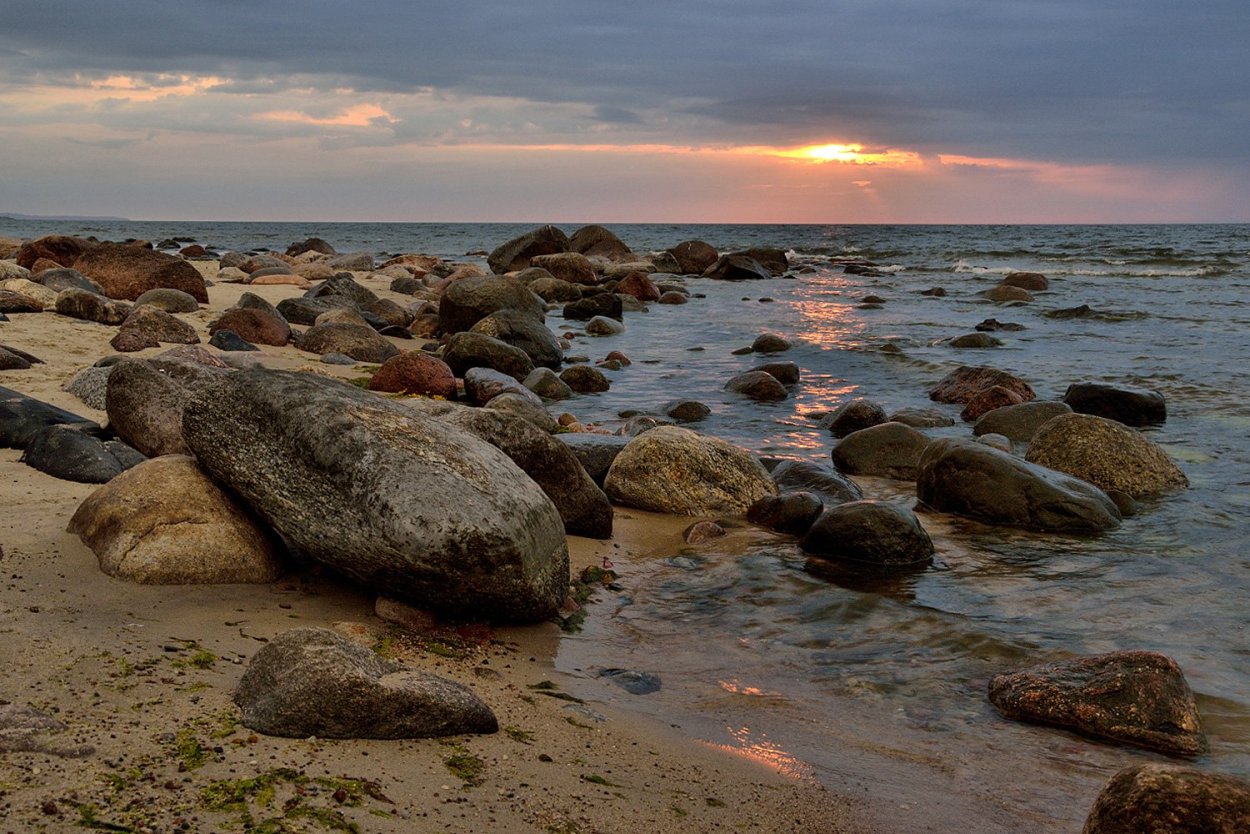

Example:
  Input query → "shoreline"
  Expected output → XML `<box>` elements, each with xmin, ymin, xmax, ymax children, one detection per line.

<box><xmin>0</xmin><ymin>258</ymin><xmax>876</xmax><ymax>833</ymax></box>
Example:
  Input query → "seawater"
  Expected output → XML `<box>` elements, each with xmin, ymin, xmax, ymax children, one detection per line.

<box><xmin>5</xmin><ymin>220</ymin><xmax>1249</xmax><ymax>830</ymax></box>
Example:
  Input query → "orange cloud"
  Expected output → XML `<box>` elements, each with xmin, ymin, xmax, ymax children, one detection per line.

<box><xmin>257</xmin><ymin>103</ymin><xmax>397</xmax><ymax>127</ymax></box>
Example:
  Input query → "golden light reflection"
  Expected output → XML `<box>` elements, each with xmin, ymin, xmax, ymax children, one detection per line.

<box><xmin>762</xmin><ymin>143</ymin><xmax>923</xmax><ymax>167</ymax></box>
<box><xmin>701</xmin><ymin>725</ymin><xmax>813</xmax><ymax>780</ymax></box>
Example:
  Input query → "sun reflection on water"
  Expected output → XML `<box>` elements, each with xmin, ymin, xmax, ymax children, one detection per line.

<box><xmin>701</xmin><ymin>723</ymin><xmax>814</xmax><ymax>781</ymax></box>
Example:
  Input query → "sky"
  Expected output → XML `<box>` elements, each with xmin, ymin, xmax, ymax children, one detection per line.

<box><xmin>1</xmin><ymin>1</ymin><xmax>1247</xmax><ymax>224</ymax></box>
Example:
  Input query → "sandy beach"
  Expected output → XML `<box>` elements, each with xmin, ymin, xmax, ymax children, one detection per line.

<box><xmin>0</xmin><ymin>259</ymin><xmax>874</xmax><ymax>833</ymax></box>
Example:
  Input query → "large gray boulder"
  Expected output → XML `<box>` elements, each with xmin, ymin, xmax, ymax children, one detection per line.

<box><xmin>555</xmin><ymin>433</ymin><xmax>631</xmax><ymax>486</ymax></box>
<box><xmin>181</xmin><ymin>369</ymin><xmax>569</xmax><ymax>622</ymax></box>
<box><xmin>832</xmin><ymin>421</ymin><xmax>930</xmax><ymax>480</ymax></box>
<box><xmin>604</xmin><ymin>426</ymin><xmax>777</xmax><ymax>515</ymax></box>
<box><xmin>295</xmin><ymin>322</ymin><xmax>400</xmax><ymax>363</ymax></box>
<box><xmin>68</xmin><ymin>455</ymin><xmax>283</xmax><ymax>584</ymax></box>
<box><xmin>916</xmin><ymin>437</ymin><xmax>1121</xmax><ymax>533</ymax></box>
<box><xmin>487</xmin><ymin>225</ymin><xmax>569</xmax><ymax>274</ymax></box>
<box><xmin>438</xmin><ymin>275</ymin><xmax>545</xmax><ymax>335</ymax></box>
<box><xmin>1083</xmin><ymin>764</ymin><xmax>1250</xmax><ymax>834</ymax></box>
<box><xmin>429</xmin><ymin>405</ymin><xmax>613</xmax><ymax>539</ymax></box>
<box><xmin>444</xmin><ymin>331</ymin><xmax>535</xmax><ymax>381</ymax></box>
<box><xmin>989</xmin><ymin>651</ymin><xmax>1206</xmax><ymax>757</ymax></box>
<box><xmin>1026</xmin><ymin>413</ymin><xmax>1188</xmax><ymax>499</ymax></box>
<box><xmin>105</xmin><ymin>360</ymin><xmax>195</xmax><ymax>458</ymax></box>
<box><xmin>768</xmin><ymin>459</ymin><xmax>863</xmax><ymax>506</ymax></box>
<box><xmin>972</xmin><ymin>400</ymin><xmax>1073</xmax><ymax>442</ymax></box>
<box><xmin>469</xmin><ymin>308</ymin><xmax>563</xmax><ymax>369</ymax></box>
<box><xmin>235</xmin><ymin>628</ymin><xmax>497</xmax><ymax>739</ymax></box>
<box><xmin>802</xmin><ymin>500</ymin><xmax>934</xmax><ymax>569</ymax></box>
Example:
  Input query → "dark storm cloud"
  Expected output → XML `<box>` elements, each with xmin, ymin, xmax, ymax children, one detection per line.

<box><xmin>2</xmin><ymin>0</ymin><xmax>1246</xmax><ymax>163</ymax></box>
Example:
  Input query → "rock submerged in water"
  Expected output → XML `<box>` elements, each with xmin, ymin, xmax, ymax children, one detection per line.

<box><xmin>801</xmin><ymin>500</ymin><xmax>934</xmax><ymax>569</ymax></box>
<box><xmin>1026</xmin><ymin>412</ymin><xmax>1188</xmax><ymax>499</ymax></box>
<box><xmin>916</xmin><ymin>437</ymin><xmax>1121</xmax><ymax>533</ymax></box>
<box><xmin>929</xmin><ymin>365</ymin><xmax>1035</xmax><ymax>405</ymax></box>
<box><xmin>989</xmin><ymin>650</ymin><xmax>1206</xmax><ymax>757</ymax></box>
<box><xmin>1062</xmin><ymin>381</ymin><xmax>1167</xmax><ymax>426</ymax></box>
<box><xmin>973</xmin><ymin>400</ymin><xmax>1073</xmax><ymax>442</ymax></box>
<box><xmin>181</xmin><ymin>368</ymin><xmax>569</xmax><ymax>622</ymax></box>
<box><xmin>832</xmin><ymin>421</ymin><xmax>930</xmax><ymax>480</ymax></box>
<box><xmin>1082</xmin><ymin>764</ymin><xmax>1250</xmax><ymax>834</ymax></box>
<box><xmin>235</xmin><ymin>628</ymin><xmax>497</xmax><ymax>739</ymax></box>
<box><xmin>604</xmin><ymin>425</ymin><xmax>777</xmax><ymax>516</ymax></box>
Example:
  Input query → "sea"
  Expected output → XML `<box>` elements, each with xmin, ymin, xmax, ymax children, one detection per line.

<box><xmin>4</xmin><ymin>219</ymin><xmax>1249</xmax><ymax>831</ymax></box>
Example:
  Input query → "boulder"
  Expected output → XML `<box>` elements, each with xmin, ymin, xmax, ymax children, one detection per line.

<box><xmin>555</xmin><ymin>433</ymin><xmax>630</xmax><ymax>486</ymax></box>
<box><xmin>487</xmin><ymin>225</ymin><xmax>569</xmax><ymax>274</ymax></box>
<box><xmin>295</xmin><ymin>322</ymin><xmax>400</xmax><ymax>363</ymax></box>
<box><xmin>989</xmin><ymin>651</ymin><xmax>1206</xmax><ymax>757</ymax></box>
<box><xmin>1062</xmin><ymin>381</ymin><xmax>1167</xmax><ymax>426</ymax></box>
<box><xmin>0</xmin><ymin>347</ymin><xmax>32</xmax><ymax>370</ymax></box>
<box><xmin>463</xmin><ymin>367</ymin><xmax>542</xmax><ymax>407</ymax></box>
<box><xmin>702</xmin><ymin>254</ymin><xmax>771</xmax><ymax>281</ymax></box>
<box><xmin>801</xmin><ymin>501</ymin><xmax>934</xmax><ymax>569</ymax></box>
<box><xmin>15</xmin><ymin>235</ymin><xmax>94</xmax><ymax>269</ymax></box>
<box><xmin>832</xmin><ymin>422</ymin><xmax>930</xmax><ymax>480</ymax></box>
<box><xmin>528</xmin><ymin>275</ymin><xmax>583</xmax><ymax>302</ymax></box>
<box><xmin>0</xmin><ymin>386</ymin><xmax>101</xmax><ymax>448</ymax></box>
<box><xmin>972</xmin><ymin>400</ymin><xmax>1073</xmax><ymax>442</ymax></box>
<box><xmin>209</xmin><ymin>329</ymin><xmax>259</xmax><ymax>352</ymax></box>
<box><xmin>980</xmin><ymin>286</ymin><xmax>1033</xmax><ymax>303</ymax></box>
<box><xmin>562</xmin><ymin>293</ymin><xmax>622</xmax><ymax>321</ymax></box>
<box><xmin>663</xmin><ymin>399</ymin><xmax>710</xmax><ymax>422</ymax></box>
<box><xmin>182</xmin><ymin>369</ymin><xmax>569</xmax><ymax>621</ymax></box>
<box><xmin>950</xmin><ymin>332</ymin><xmax>1004</xmax><ymax>348</ymax></box>
<box><xmin>209</xmin><ymin>307</ymin><xmax>292</xmax><ymax>347</ymax></box>
<box><xmin>738</xmin><ymin>247</ymin><xmax>789</xmax><ymax>276</ymax></box>
<box><xmin>238</xmin><ymin>254</ymin><xmax>290</xmax><ymax>274</ymax></box>
<box><xmin>275</xmin><ymin>296</ymin><xmax>348</xmax><ymax>326</ymax></box>
<box><xmin>444</xmin><ymin>331</ymin><xmax>535</xmax><ymax>381</ymax></box>
<box><xmin>747</xmin><ymin>491</ymin><xmax>824</xmax><ymax>535</ymax></box>
<box><xmin>916</xmin><ymin>437</ymin><xmax>1121</xmax><ymax>533</ymax></box>
<box><xmin>523</xmin><ymin>367</ymin><xmax>573</xmax><ymax>400</ymax></box>
<box><xmin>667</xmin><ymin>240</ymin><xmax>719</xmax><ymax>275</ymax></box>
<box><xmin>1025</xmin><ymin>413</ymin><xmax>1188</xmax><ymax>498</ymax></box>
<box><xmin>63</xmin><ymin>366</ymin><xmax>112</xmax><ymax>410</ymax></box>
<box><xmin>105</xmin><ymin>360</ymin><xmax>196</xmax><ymax>457</ymax></box>
<box><xmin>751</xmin><ymin>333</ymin><xmax>790</xmax><ymax>353</ymax></box>
<box><xmin>483</xmin><ymin>391</ymin><xmax>559</xmax><ymax>432</ymax></box>
<box><xmin>469</xmin><ymin>309</ymin><xmax>563</xmax><ymax>368</ymax></box>
<box><xmin>307</xmin><ymin>272</ymin><xmax>379</xmax><ymax>308</ymax></box>
<box><xmin>285</xmin><ymin>237</ymin><xmax>337</xmax><ymax>257</ymax></box>
<box><xmin>615</xmin><ymin>271</ymin><xmax>660</xmax><ymax>301</ymax></box>
<box><xmin>117</xmin><ymin>305</ymin><xmax>200</xmax><ymax>346</ymax></box>
<box><xmin>560</xmin><ymin>364</ymin><xmax>610</xmax><ymax>394</ymax></box>
<box><xmin>604</xmin><ymin>425</ymin><xmax>776</xmax><ymax>515</ymax></box>
<box><xmin>887</xmin><ymin>407</ymin><xmax>955</xmax><ymax>428</ymax></box>
<box><xmin>821</xmin><ymin>397</ymin><xmax>887</xmax><ymax>438</ymax></box>
<box><xmin>0</xmin><ymin>289</ymin><xmax>44</xmax><ymax>314</ymax></box>
<box><xmin>961</xmin><ymin>384</ymin><xmax>1025</xmax><ymax>422</ymax></box>
<box><xmin>438</xmin><ymin>275</ymin><xmax>545</xmax><ymax>335</ymax></box>
<box><xmin>1082</xmin><ymin>764</ymin><xmax>1250</xmax><ymax>834</ymax></box>
<box><xmin>658</xmin><ymin>290</ymin><xmax>688</xmax><ymax>305</ymax></box>
<box><xmin>133</xmin><ymin>287</ymin><xmax>200</xmax><ymax>313</ymax></box>
<box><xmin>529</xmin><ymin>252</ymin><xmax>597</xmax><ymax>286</ymax></box>
<box><xmin>73</xmin><ymin>243</ymin><xmax>208</xmax><ymax>303</ymax></box>
<box><xmin>929</xmin><ymin>365</ymin><xmax>1035</xmax><ymax>404</ymax></box>
<box><xmin>68</xmin><ymin>454</ymin><xmax>283</xmax><ymax>583</ymax></box>
<box><xmin>768</xmin><ymin>459</ymin><xmax>863</xmax><ymax>506</ymax></box>
<box><xmin>437</xmin><ymin>407</ymin><xmax>613</xmax><ymax>539</ymax></box>
<box><xmin>568</xmin><ymin>225</ymin><xmax>633</xmax><ymax>261</ymax></box>
<box><xmin>234</xmin><ymin>628</ymin><xmax>497</xmax><ymax>739</ymax></box>
<box><xmin>1</xmin><ymin>279</ymin><xmax>57</xmax><ymax>309</ymax></box>
<box><xmin>724</xmin><ymin>370</ymin><xmax>788</xmax><ymax>401</ymax></box>
<box><xmin>34</xmin><ymin>267</ymin><xmax>104</xmax><ymax>294</ymax></box>
<box><xmin>0</xmin><ymin>262</ymin><xmax>29</xmax><ymax>281</ymax></box>
<box><xmin>1002</xmin><ymin>271</ymin><xmax>1049</xmax><ymax>291</ymax></box>
<box><xmin>325</xmin><ymin>252</ymin><xmax>375</xmax><ymax>271</ymax></box>
<box><xmin>20</xmin><ymin>424</ymin><xmax>125</xmax><ymax>483</ymax></box>
<box><xmin>368</xmin><ymin>352</ymin><xmax>457</xmax><ymax>398</ymax></box>
<box><xmin>754</xmin><ymin>361</ymin><xmax>800</xmax><ymax>385</ymax></box>
<box><xmin>109</xmin><ymin>330</ymin><xmax>158</xmax><ymax>353</ymax></box>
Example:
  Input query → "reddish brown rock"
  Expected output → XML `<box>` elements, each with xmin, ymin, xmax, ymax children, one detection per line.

<box><xmin>930</xmin><ymin>365</ymin><xmax>1035</xmax><ymax>405</ymax></box>
<box><xmin>616</xmin><ymin>271</ymin><xmax>661</xmax><ymax>302</ymax></box>
<box><xmin>568</xmin><ymin>225</ymin><xmax>633</xmax><ymax>261</ymax></box>
<box><xmin>381</xmin><ymin>253</ymin><xmax>443</xmax><ymax>272</ymax></box>
<box><xmin>16</xmin><ymin>235</ymin><xmax>95</xmax><ymax>269</ymax></box>
<box><xmin>1003</xmin><ymin>271</ymin><xmax>1049</xmax><ymax>291</ymax></box>
<box><xmin>1083</xmin><ymin>764</ymin><xmax>1250</xmax><ymax>834</ymax></box>
<box><xmin>178</xmin><ymin>244</ymin><xmax>209</xmax><ymax>258</ymax></box>
<box><xmin>529</xmin><ymin>252</ymin><xmax>597</xmax><ymax>286</ymax></box>
<box><xmin>989</xmin><ymin>650</ymin><xmax>1206</xmax><ymax>757</ymax></box>
<box><xmin>210</xmin><ymin>308</ymin><xmax>292</xmax><ymax>347</ymax></box>
<box><xmin>30</xmin><ymin>258</ymin><xmax>65</xmax><ymax>274</ymax></box>
<box><xmin>683</xmin><ymin>520</ymin><xmax>726</xmax><ymax>544</ymax></box>
<box><xmin>73</xmin><ymin>243</ymin><xmax>209</xmax><ymax>303</ymax></box>
<box><xmin>110</xmin><ymin>330</ymin><xmax>160</xmax><ymax>353</ymax></box>
<box><xmin>117</xmin><ymin>306</ymin><xmax>200</xmax><ymax>346</ymax></box>
<box><xmin>961</xmin><ymin>385</ymin><xmax>1025</xmax><ymax>421</ymax></box>
<box><xmin>667</xmin><ymin>240</ymin><xmax>719</xmax><ymax>275</ymax></box>
<box><xmin>367</xmin><ymin>352</ymin><xmax>456</xmax><ymax>398</ymax></box>
<box><xmin>0</xmin><ymin>289</ymin><xmax>45</xmax><ymax>314</ymax></box>
<box><xmin>487</xmin><ymin>225</ymin><xmax>569</xmax><ymax>274</ymax></box>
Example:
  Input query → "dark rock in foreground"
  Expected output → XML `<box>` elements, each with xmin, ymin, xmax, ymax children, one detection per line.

<box><xmin>235</xmin><ymin>628</ymin><xmax>497</xmax><ymax>739</ymax></box>
<box><xmin>768</xmin><ymin>459</ymin><xmax>863</xmax><ymax>506</ymax></box>
<box><xmin>1083</xmin><ymin>764</ymin><xmax>1250</xmax><ymax>834</ymax></box>
<box><xmin>555</xmin><ymin>433</ymin><xmax>630</xmax><ymax>486</ymax></box>
<box><xmin>916</xmin><ymin>437</ymin><xmax>1121</xmax><ymax>533</ymax></box>
<box><xmin>802</xmin><ymin>500</ymin><xmax>934</xmax><ymax>569</ymax></box>
<box><xmin>973</xmin><ymin>400</ymin><xmax>1072</xmax><ymax>442</ymax></box>
<box><xmin>0</xmin><ymin>386</ymin><xmax>101</xmax><ymax>449</ymax></box>
<box><xmin>832</xmin><ymin>421</ymin><xmax>930</xmax><ymax>480</ymax></box>
<box><xmin>821</xmin><ymin>397</ymin><xmax>887</xmax><ymax>438</ymax></box>
<box><xmin>20</xmin><ymin>425</ymin><xmax>124</xmax><ymax>483</ymax></box>
<box><xmin>747</xmin><ymin>491</ymin><xmax>824</xmax><ymax>535</ymax></box>
<box><xmin>989</xmin><ymin>650</ymin><xmax>1206</xmax><ymax>757</ymax></box>
<box><xmin>182</xmin><ymin>369</ymin><xmax>568</xmax><ymax>622</ymax></box>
